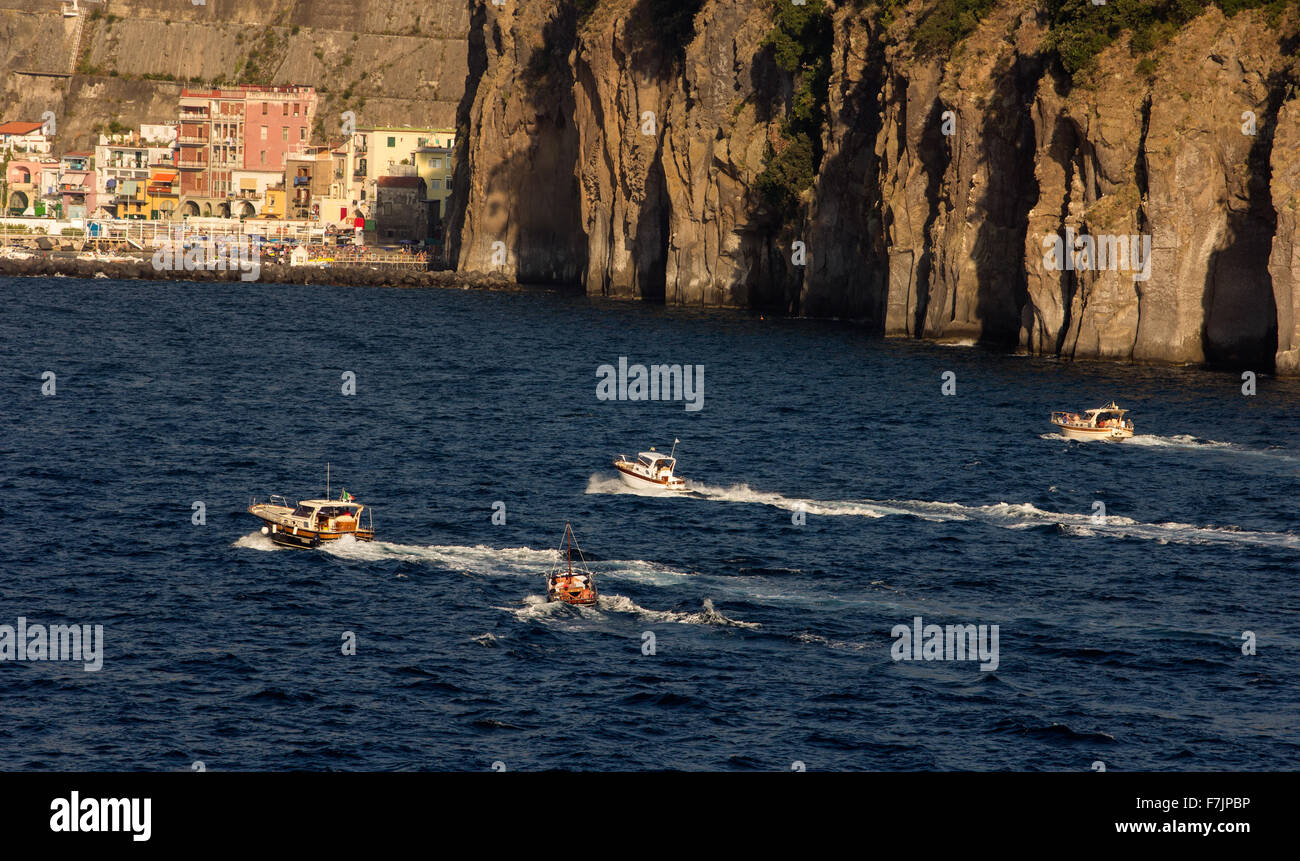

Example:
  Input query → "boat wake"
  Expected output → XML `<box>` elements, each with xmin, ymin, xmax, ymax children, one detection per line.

<box><xmin>318</xmin><ymin>535</ymin><xmax>694</xmax><ymax>584</ymax></box>
<box><xmin>232</xmin><ymin>531</ymin><xmax>280</xmax><ymax>551</ymax></box>
<box><xmin>502</xmin><ymin>595</ymin><xmax>759</xmax><ymax>628</ymax></box>
<box><xmin>1122</xmin><ymin>433</ymin><xmax>1234</xmax><ymax>450</ymax></box>
<box><xmin>1041</xmin><ymin>431</ymin><xmax>1297</xmax><ymax>461</ymax></box>
<box><xmin>680</xmin><ymin>482</ymin><xmax>891</xmax><ymax>518</ymax></box>
<box><xmin>321</xmin><ymin>537</ymin><xmax>557</xmax><ymax>573</ymax></box>
<box><xmin>684</xmin><ymin>485</ymin><xmax>1300</xmax><ymax>550</ymax></box>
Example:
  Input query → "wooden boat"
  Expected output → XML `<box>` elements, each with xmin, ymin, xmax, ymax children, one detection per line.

<box><xmin>612</xmin><ymin>439</ymin><xmax>688</xmax><ymax>493</ymax></box>
<box><xmin>247</xmin><ymin>465</ymin><xmax>374</xmax><ymax>549</ymax></box>
<box><xmin>1050</xmin><ymin>402</ymin><xmax>1135</xmax><ymax>441</ymax></box>
<box><xmin>547</xmin><ymin>523</ymin><xmax>598</xmax><ymax>606</ymax></box>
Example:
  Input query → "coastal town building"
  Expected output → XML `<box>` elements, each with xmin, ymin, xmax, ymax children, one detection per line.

<box><xmin>3</xmin><ymin>158</ymin><xmax>58</xmax><ymax>215</ymax></box>
<box><xmin>0</xmin><ymin>121</ymin><xmax>52</xmax><ymax>155</ymax></box>
<box><xmin>58</xmin><ymin>151</ymin><xmax>95</xmax><ymax>219</ymax></box>
<box><xmin>346</xmin><ymin>126</ymin><xmax>454</xmax><ymax>218</ymax></box>
<box><xmin>2</xmin><ymin>89</ymin><xmax>445</xmax><ymax>242</ymax></box>
<box><xmin>95</xmin><ymin>128</ymin><xmax>178</xmax><ymax>219</ymax></box>
<box><xmin>413</xmin><ymin>145</ymin><xmax>455</xmax><ymax>220</ymax></box>
<box><xmin>373</xmin><ymin>175</ymin><xmax>428</xmax><ymax>243</ymax></box>
<box><xmin>177</xmin><ymin>84</ymin><xmax>317</xmax><ymax>217</ymax></box>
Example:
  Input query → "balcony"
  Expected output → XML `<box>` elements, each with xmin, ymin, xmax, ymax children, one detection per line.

<box><xmin>292</xmin><ymin>176</ymin><xmax>310</xmax><ymax>187</ymax></box>
<box><xmin>176</xmin><ymin>159</ymin><xmax>208</xmax><ymax>169</ymax></box>
<box><xmin>178</xmin><ymin>136</ymin><xmax>208</xmax><ymax>145</ymax></box>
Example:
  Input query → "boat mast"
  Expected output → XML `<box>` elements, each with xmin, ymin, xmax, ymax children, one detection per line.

<box><xmin>326</xmin><ymin>462</ymin><xmax>330</xmax><ymax>499</ymax></box>
<box><xmin>670</xmin><ymin>437</ymin><xmax>678</xmax><ymax>460</ymax></box>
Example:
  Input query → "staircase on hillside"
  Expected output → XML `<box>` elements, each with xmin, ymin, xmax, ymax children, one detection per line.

<box><xmin>65</xmin><ymin>3</ymin><xmax>86</xmax><ymax>76</ymax></box>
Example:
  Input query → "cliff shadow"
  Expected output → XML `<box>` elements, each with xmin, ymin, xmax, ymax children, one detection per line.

<box><xmin>445</xmin><ymin>0</ymin><xmax>489</xmax><ymax>268</ymax></box>
<box><xmin>625</xmin><ymin>0</ymin><xmax>705</xmax><ymax>81</ymax></box>
<box><xmin>970</xmin><ymin>52</ymin><xmax>1040</xmax><ymax>347</ymax></box>
<box><xmin>1199</xmin><ymin>71</ymin><xmax>1291</xmax><ymax>372</ymax></box>
<box><xmin>634</xmin><ymin>148</ymin><xmax>669</xmax><ymax>302</ymax></box>
<box><xmin>913</xmin><ymin>93</ymin><xmax>951</xmax><ymax>336</ymax></box>
<box><xmin>796</xmin><ymin>10</ymin><xmax>889</xmax><ymax>324</ymax></box>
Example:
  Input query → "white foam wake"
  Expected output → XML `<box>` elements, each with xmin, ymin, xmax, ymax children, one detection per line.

<box><xmin>320</xmin><ymin>536</ymin><xmax>558</xmax><ymax>573</ymax></box>
<box><xmin>688</xmin><ymin>482</ymin><xmax>890</xmax><ymax>518</ymax></box>
<box><xmin>679</xmin><ymin>484</ymin><xmax>1300</xmax><ymax>550</ymax></box>
<box><xmin>501</xmin><ymin>595</ymin><xmax>759</xmax><ymax>628</ymax></box>
<box><xmin>1122</xmin><ymin>434</ymin><xmax>1234</xmax><ymax>450</ymax></box>
<box><xmin>316</xmin><ymin>535</ymin><xmax>696</xmax><ymax>584</ymax></box>
<box><xmin>232</xmin><ymin>531</ymin><xmax>280</xmax><ymax>551</ymax></box>
<box><xmin>1041</xmin><ymin>431</ymin><xmax>1297</xmax><ymax>462</ymax></box>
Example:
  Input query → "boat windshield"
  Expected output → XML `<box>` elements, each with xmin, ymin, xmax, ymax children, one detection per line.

<box><xmin>291</xmin><ymin>505</ymin><xmax>314</xmax><ymax>518</ymax></box>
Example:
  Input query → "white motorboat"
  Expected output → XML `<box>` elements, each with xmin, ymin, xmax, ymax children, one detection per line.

<box><xmin>612</xmin><ymin>440</ymin><xmax>688</xmax><ymax>493</ymax></box>
<box><xmin>1050</xmin><ymin>402</ymin><xmax>1134</xmax><ymax>441</ymax></box>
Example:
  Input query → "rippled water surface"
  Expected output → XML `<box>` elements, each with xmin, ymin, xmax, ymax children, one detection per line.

<box><xmin>2</xmin><ymin>276</ymin><xmax>1297</xmax><ymax>770</ymax></box>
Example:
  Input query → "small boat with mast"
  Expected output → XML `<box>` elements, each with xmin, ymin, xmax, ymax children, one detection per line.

<box><xmin>246</xmin><ymin>464</ymin><xmax>374</xmax><ymax>549</ymax></box>
<box><xmin>612</xmin><ymin>438</ymin><xmax>689</xmax><ymax>493</ymax></box>
<box><xmin>546</xmin><ymin>523</ymin><xmax>599</xmax><ymax>606</ymax></box>
<box><xmin>1050</xmin><ymin>402</ymin><xmax>1135</xmax><ymax>441</ymax></box>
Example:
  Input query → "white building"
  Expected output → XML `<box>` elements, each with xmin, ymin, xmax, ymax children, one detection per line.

<box><xmin>0</xmin><ymin>121</ymin><xmax>52</xmax><ymax>155</ymax></box>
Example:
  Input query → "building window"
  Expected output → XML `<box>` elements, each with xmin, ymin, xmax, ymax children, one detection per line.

<box><xmin>260</xmin><ymin>150</ymin><xmax>266</xmax><ymax>165</ymax></box>
<box><xmin>299</xmin><ymin>127</ymin><xmax>306</xmax><ymax>141</ymax></box>
<box><xmin>260</xmin><ymin>126</ymin><xmax>267</xmax><ymax>141</ymax></box>
<box><xmin>262</xmin><ymin>103</ymin><xmax>268</xmax><ymax>115</ymax></box>
<box><xmin>282</xmin><ymin>127</ymin><xmax>289</xmax><ymax>142</ymax></box>
<box><xmin>428</xmin><ymin>178</ymin><xmax>439</xmax><ymax>190</ymax></box>
<box><xmin>418</xmin><ymin>138</ymin><xmax>427</xmax><ymax>147</ymax></box>
<box><xmin>282</xmin><ymin>103</ymin><xmax>289</xmax><ymax>116</ymax></box>
<box><xmin>293</xmin><ymin>104</ymin><xmax>300</xmax><ymax>117</ymax></box>
<box><xmin>431</xmin><ymin>158</ymin><xmax>442</xmax><ymax>169</ymax></box>
<box><xmin>387</xmin><ymin>137</ymin><xmax>395</xmax><ymax>148</ymax></box>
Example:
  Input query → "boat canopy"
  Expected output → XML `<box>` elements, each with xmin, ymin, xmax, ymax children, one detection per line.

<box><xmin>638</xmin><ymin>452</ymin><xmax>675</xmax><ymax>466</ymax></box>
<box><xmin>293</xmin><ymin>499</ymin><xmax>363</xmax><ymax>515</ymax></box>
<box><xmin>1085</xmin><ymin>402</ymin><xmax>1128</xmax><ymax>416</ymax></box>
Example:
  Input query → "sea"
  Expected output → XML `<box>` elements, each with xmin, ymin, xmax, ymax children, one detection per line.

<box><xmin>1</xmin><ymin>275</ymin><xmax>1297</xmax><ymax>771</ymax></box>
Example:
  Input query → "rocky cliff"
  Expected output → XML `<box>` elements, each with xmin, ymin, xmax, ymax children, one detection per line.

<box><xmin>447</xmin><ymin>0</ymin><xmax>1300</xmax><ymax>373</ymax></box>
<box><xmin>0</xmin><ymin>0</ymin><xmax>469</xmax><ymax>150</ymax></box>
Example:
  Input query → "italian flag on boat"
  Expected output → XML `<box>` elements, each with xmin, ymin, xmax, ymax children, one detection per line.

<box><xmin>340</xmin><ymin>489</ymin><xmax>355</xmax><ymax>502</ymax></box>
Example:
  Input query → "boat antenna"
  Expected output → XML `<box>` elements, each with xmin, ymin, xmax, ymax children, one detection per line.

<box><xmin>670</xmin><ymin>437</ymin><xmax>679</xmax><ymax>460</ymax></box>
<box><xmin>326</xmin><ymin>462</ymin><xmax>330</xmax><ymax>499</ymax></box>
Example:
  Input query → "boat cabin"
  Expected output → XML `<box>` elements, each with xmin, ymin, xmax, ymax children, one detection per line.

<box><xmin>637</xmin><ymin>452</ymin><xmax>676</xmax><ymax>473</ymax></box>
<box><xmin>289</xmin><ymin>499</ymin><xmax>364</xmax><ymax>529</ymax></box>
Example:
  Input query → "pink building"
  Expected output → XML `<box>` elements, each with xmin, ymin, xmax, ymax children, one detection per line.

<box><xmin>177</xmin><ymin>85</ymin><xmax>317</xmax><ymax>205</ymax></box>
<box><xmin>5</xmin><ymin>158</ymin><xmax>57</xmax><ymax>215</ymax></box>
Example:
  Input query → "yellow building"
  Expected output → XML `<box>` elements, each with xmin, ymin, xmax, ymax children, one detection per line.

<box><xmin>347</xmin><ymin>126</ymin><xmax>454</xmax><ymax>207</ymax></box>
<box><xmin>116</xmin><ymin>168</ymin><xmax>179</xmax><ymax>220</ymax></box>
<box><xmin>412</xmin><ymin>146</ymin><xmax>455</xmax><ymax>220</ymax></box>
<box><xmin>261</xmin><ymin>186</ymin><xmax>286</xmax><ymax>219</ymax></box>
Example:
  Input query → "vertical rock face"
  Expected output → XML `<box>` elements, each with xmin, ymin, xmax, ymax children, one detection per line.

<box><xmin>1271</xmin><ymin>101</ymin><xmax>1300</xmax><ymax>374</ymax></box>
<box><xmin>803</xmin><ymin>3</ymin><xmax>887</xmax><ymax>322</ymax></box>
<box><xmin>448</xmin><ymin>0</ymin><xmax>1300</xmax><ymax>372</ymax></box>
<box><xmin>447</xmin><ymin>1</ymin><xmax>586</xmax><ymax>283</ymax></box>
<box><xmin>570</xmin><ymin>8</ymin><xmax>673</xmax><ymax>300</ymax></box>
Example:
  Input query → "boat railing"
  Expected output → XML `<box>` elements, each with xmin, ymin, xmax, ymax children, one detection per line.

<box><xmin>1051</xmin><ymin>411</ymin><xmax>1089</xmax><ymax>427</ymax></box>
<box><xmin>249</xmin><ymin>493</ymin><xmax>294</xmax><ymax>508</ymax></box>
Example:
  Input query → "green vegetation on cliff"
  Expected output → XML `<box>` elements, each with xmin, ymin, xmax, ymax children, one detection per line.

<box><xmin>756</xmin><ymin>0</ymin><xmax>833</xmax><ymax>223</ymax></box>
<box><xmin>1045</xmin><ymin>0</ymin><xmax>1300</xmax><ymax>83</ymax></box>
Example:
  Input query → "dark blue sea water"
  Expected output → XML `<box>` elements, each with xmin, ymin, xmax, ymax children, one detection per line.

<box><xmin>2</xmin><ymin>276</ymin><xmax>1297</xmax><ymax>771</ymax></box>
